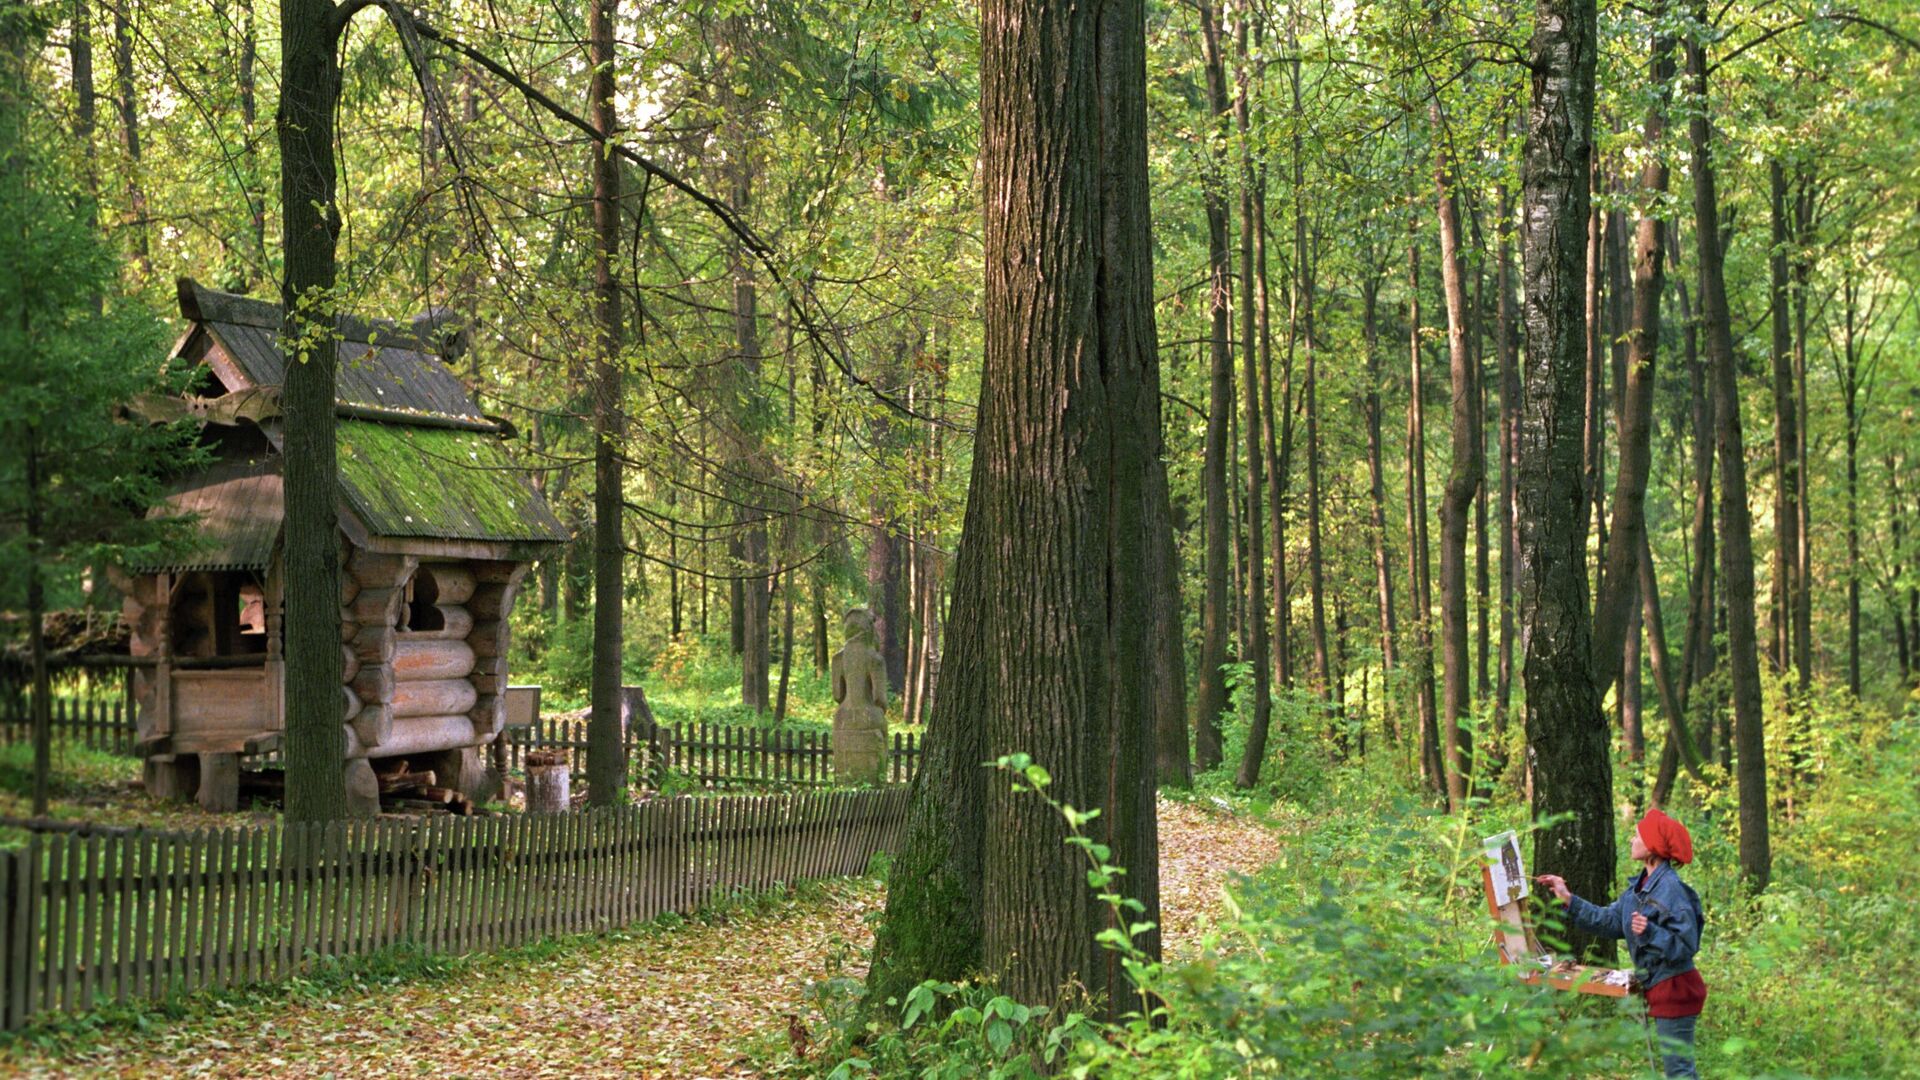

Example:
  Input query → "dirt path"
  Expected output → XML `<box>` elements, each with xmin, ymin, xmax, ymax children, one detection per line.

<box><xmin>1</xmin><ymin>796</ymin><xmax>1276</xmax><ymax>1079</ymax></box>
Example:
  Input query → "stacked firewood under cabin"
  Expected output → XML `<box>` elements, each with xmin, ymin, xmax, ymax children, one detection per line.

<box><xmin>236</xmin><ymin>758</ymin><xmax>487</xmax><ymax>814</ymax></box>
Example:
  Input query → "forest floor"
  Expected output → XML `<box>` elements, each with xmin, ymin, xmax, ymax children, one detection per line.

<box><xmin>0</xmin><ymin>794</ymin><xmax>1280</xmax><ymax>1079</ymax></box>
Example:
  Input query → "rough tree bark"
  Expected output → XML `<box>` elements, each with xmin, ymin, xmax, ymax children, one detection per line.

<box><xmin>869</xmin><ymin>0</ymin><xmax>1170</xmax><ymax>1018</ymax></box>
<box><xmin>278</xmin><ymin>0</ymin><xmax>350</xmax><ymax>820</ymax></box>
<box><xmin>1518</xmin><ymin>0</ymin><xmax>1615</xmax><ymax>922</ymax></box>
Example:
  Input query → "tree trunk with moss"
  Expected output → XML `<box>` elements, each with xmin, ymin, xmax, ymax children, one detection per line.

<box><xmin>869</xmin><ymin>0</ymin><xmax>1168</xmax><ymax>1018</ymax></box>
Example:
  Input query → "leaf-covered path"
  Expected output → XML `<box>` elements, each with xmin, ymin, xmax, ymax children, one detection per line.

<box><xmin>3</xmin><ymin>797</ymin><xmax>1278</xmax><ymax>1079</ymax></box>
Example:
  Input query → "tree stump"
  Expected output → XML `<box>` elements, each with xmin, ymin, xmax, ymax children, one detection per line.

<box><xmin>525</xmin><ymin>751</ymin><xmax>569</xmax><ymax>813</ymax></box>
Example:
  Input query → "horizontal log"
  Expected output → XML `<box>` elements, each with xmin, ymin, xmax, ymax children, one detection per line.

<box><xmin>349</xmin><ymin>587</ymin><xmax>403</xmax><ymax>626</ymax></box>
<box><xmin>418</xmin><ymin>565</ymin><xmax>476</xmax><ymax>605</ymax></box>
<box><xmin>393</xmin><ymin>639</ymin><xmax>476</xmax><ymax>682</ymax></box>
<box><xmin>341</xmin><ymin>643</ymin><xmax>360</xmax><ymax>684</ymax></box>
<box><xmin>467</xmin><ymin>621</ymin><xmax>509</xmax><ymax>660</ymax></box>
<box><xmin>342</xmin><ymin>683</ymin><xmax>362</xmax><ymax>723</ymax></box>
<box><xmin>351</xmin><ymin>663</ymin><xmax>394</xmax><ymax>706</ymax></box>
<box><xmin>349</xmin><ymin>551</ymin><xmax>417</xmax><ymax>587</ymax></box>
<box><xmin>472</xmin><ymin>561</ymin><xmax>527</xmax><ymax>585</ymax></box>
<box><xmin>350</xmin><ymin>703</ymin><xmax>392</xmax><ymax>751</ymax></box>
<box><xmin>470</xmin><ymin>694</ymin><xmax>506</xmax><ymax>739</ymax></box>
<box><xmin>340</xmin><ymin>575</ymin><xmax>360</xmax><ymax>606</ymax></box>
<box><xmin>366</xmin><ymin>714</ymin><xmax>478</xmax><ymax>759</ymax></box>
<box><xmin>340</xmin><ymin>616</ymin><xmax>356</xmax><ymax>644</ymax></box>
<box><xmin>392</xmin><ymin>678</ymin><xmax>478</xmax><ymax>719</ymax></box>
<box><xmin>351</xmin><ymin>624</ymin><xmax>396</xmax><ymax>664</ymax></box>
<box><xmin>467</xmin><ymin>586</ymin><xmax>520</xmax><ymax>622</ymax></box>
<box><xmin>397</xmin><ymin>605</ymin><xmax>473</xmax><ymax>640</ymax></box>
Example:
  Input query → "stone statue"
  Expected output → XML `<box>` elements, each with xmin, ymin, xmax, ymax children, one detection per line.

<box><xmin>831</xmin><ymin>607</ymin><xmax>890</xmax><ymax>785</ymax></box>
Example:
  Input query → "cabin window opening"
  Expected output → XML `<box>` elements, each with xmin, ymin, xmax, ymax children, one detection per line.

<box><xmin>169</xmin><ymin>570</ymin><xmax>269</xmax><ymax>658</ymax></box>
<box><xmin>403</xmin><ymin>566</ymin><xmax>446</xmax><ymax>632</ymax></box>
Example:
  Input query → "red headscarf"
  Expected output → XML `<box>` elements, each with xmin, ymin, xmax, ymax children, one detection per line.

<box><xmin>1637</xmin><ymin>808</ymin><xmax>1693</xmax><ymax>866</ymax></box>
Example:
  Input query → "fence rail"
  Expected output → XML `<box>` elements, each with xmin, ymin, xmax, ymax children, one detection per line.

<box><xmin>503</xmin><ymin>718</ymin><xmax>921</xmax><ymax>788</ymax></box>
<box><xmin>0</xmin><ymin>788</ymin><xmax>907</xmax><ymax>1031</ymax></box>
<box><xmin>0</xmin><ymin>695</ymin><xmax>137</xmax><ymax>757</ymax></box>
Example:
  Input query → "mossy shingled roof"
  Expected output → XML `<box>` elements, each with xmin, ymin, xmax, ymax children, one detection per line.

<box><xmin>336</xmin><ymin>421</ymin><xmax>567</xmax><ymax>543</ymax></box>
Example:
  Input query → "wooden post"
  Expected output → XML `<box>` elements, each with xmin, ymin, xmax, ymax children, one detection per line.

<box><xmin>526</xmin><ymin>751</ymin><xmax>570</xmax><ymax>814</ymax></box>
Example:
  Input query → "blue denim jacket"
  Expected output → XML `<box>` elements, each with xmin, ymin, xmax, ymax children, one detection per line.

<box><xmin>1564</xmin><ymin>862</ymin><xmax>1703</xmax><ymax>989</ymax></box>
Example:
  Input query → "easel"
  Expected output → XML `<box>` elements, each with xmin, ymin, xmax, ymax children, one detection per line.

<box><xmin>1481</xmin><ymin>860</ymin><xmax>1633</xmax><ymax>997</ymax></box>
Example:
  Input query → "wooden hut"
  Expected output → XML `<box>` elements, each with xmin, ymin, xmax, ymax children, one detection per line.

<box><xmin>112</xmin><ymin>280</ymin><xmax>566</xmax><ymax>814</ymax></box>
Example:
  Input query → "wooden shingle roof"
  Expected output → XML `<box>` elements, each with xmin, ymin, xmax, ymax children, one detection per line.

<box><xmin>124</xmin><ymin>455</ymin><xmax>283</xmax><ymax>574</ymax></box>
<box><xmin>130</xmin><ymin>280</ymin><xmax>569</xmax><ymax>561</ymax></box>
<box><xmin>179</xmin><ymin>280</ymin><xmax>487</xmax><ymax>424</ymax></box>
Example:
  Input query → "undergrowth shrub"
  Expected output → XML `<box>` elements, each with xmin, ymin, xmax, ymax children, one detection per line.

<box><xmin>809</xmin><ymin>694</ymin><xmax>1919</xmax><ymax>1078</ymax></box>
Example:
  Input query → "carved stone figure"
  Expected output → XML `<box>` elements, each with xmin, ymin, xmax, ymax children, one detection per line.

<box><xmin>831</xmin><ymin>608</ymin><xmax>890</xmax><ymax>785</ymax></box>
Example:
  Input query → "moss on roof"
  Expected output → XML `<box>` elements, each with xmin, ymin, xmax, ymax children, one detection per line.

<box><xmin>336</xmin><ymin>420</ymin><xmax>566</xmax><ymax>543</ymax></box>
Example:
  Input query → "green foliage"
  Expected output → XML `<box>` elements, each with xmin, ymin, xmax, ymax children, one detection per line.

<box><xmin>814</xmin><ymin>700</ymin><xmax>1920</xmax><ymax>1079</ymax></box>
<box><xmin>0</xmin><ymin>30</ymin><xmax>201</xmax><ymax>621</ymax></box>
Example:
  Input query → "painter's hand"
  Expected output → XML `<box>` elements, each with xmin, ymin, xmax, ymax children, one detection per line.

<box><xmin>1534</xmin><ymin>874</ymin><xmax>1571</xmax><ymax>902</ymax></box>
<box><xmin>1631</xmin><ymin>912</ymin><xmax>1649</xmax><ymax>935</ymax></box>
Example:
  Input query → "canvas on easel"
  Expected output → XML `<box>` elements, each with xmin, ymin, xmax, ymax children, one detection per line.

<box><xmin>1480</xmin><ymin>832</ymin><xmax>1634</xmax><ymax>998</ymax></box>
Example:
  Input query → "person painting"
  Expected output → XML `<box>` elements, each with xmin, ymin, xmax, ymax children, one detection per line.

<box><xmin>1536</xmin><ymin>809</ymin><xmax>1707</xmax><ymax>1078</ymax></box>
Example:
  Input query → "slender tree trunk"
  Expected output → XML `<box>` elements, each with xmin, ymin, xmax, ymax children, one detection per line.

<box><xmin>1840</xmin><ymin>275</ymin><xmax>1862</xmax><ymax>698</ymax></box>
<box><xmin>1590</xmin><ymin>26</ymin><xmax>1671</xmax><ymax>696</ymax></box>
<box><xmin>1792</xmin><ymin>175</ymin><xmax>1814</xmax><ymax>690</ymax></box>
<box><xmin>1496</xmin><ymin>183</ymin><xmax>1518</xmax><ymax>760</ymax></box>
<box><xmin>111</xmin><ymin>0</ymin><xmax>147</xmax><ymax>272</ymax></box>
<box><xmin>1407</xmin><ymin>239</ymin><xmax>1443</xmax><ymax>790</ymax></box>
<box><xmin>1768</xmin><ymin>162</ymin><xmax>1799</xmax><ymax>677</ymax></box>
<box><xmin>278</xmin><ymin>0</ymin><xmax>349</xmax><ymax>820</ymax></box>
<box><xmin>870</xmin><ymin>0</ymin><xmax>1167</xmax><ymax>1013</ymax></box>
<box><xmin>27</xmin><ymin>438</ymin><xmax>51</xmax><ymax>816</ymax></box>
<box><xmin>774</xmin><ymin>573</ymin><xmax>796</xmax><ymax>723</ymax></box>
<box><xmin>1362</xmin><ymin>277</ymin><xmax>1399</xmax><ymax>744</ymax></box>
<box><xmin>1233</xmin><ymin>9</ymin><xmax>1272</xmax><ymax>788</ymax></box>
<box><xmin>1686</xmin><ymin>9</ymin><xmax>1770</xmax><ymax>890</ymax></box>
<box><xmin>1191</xmin><ymin>0</ymin><xmax>1234</xmax><ymax>771</ymax></box>
<box><xmin>1518</xmin><ymin>0</ymin><xmax>1615</xmax><ymax>921</ymax></box>
<box><xmin>1434</xmin><ymin>111</ymin><xmax>1481</xmax><ymax>810</ymax></box>
<box><xmin>1294</xmin><ymin>54</ymin><xmax>1332</xmax><ymax>714</ymax></box>
<box><xmin>584</xmin><ymin>0</ymin><xmax>628</xmax><ymax>807</ymax></box>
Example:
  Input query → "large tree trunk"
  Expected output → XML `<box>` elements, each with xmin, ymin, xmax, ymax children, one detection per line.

<box><xmin>871</xmin><ymin>0</ymin><xmax>1169</xmax><ymax>1017</ymax></box>
<box><xmin>1190</xmin><ymin>0</ymin><xmax>1233</xmax><ymax>772</ymax></box>
<box><xmin>728</xmin><ymin>25</ymin><xmax>772</xmax><ymax>712</ymax></box>
<box><xmin>1518</xmin><ymin>0</ymin><xmax>1614</xmax><ymax>924</ymax></box>
<box><xmin>278</xmin><ymin>0</ymin><xmax>349</xmax><ymax>820</ymax></box>
<box><xmin>584</xmin><ymin>0</ymin><xmax>628</xmax><ymax>807</ymax></box>
<box><xmin>1232</xmin><ymin>10</ymin><xmax>1272</xmax><ymax>788</ymax></box>
<box><xmin>1685</xmin><ymin>9</ymin><xmax>1771</xmax><ymax>890</ymax></box>
<box><xmin>1434</xmin><ymin>109</ymin><xmax>1481</xmax><ymax>810</ymax></box>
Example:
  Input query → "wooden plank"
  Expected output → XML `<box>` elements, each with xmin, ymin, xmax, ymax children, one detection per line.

<box><xmin>79</xmin><ymin>833</ymin><xmax>102</xmax><ymax>1011</ymax></box>
<box><xmin>0</xmin><ymin>848</ymin><xmax>16</xmax><ymax>1031</ymax></box>
<box><xmin>129</xmin><ymin>832</ymin><xmax>150</xmax><ymax>1003</ymax></box>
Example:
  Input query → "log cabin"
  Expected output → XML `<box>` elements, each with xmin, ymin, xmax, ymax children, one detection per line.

<box><xmin>111</xmin><ymin>279</ymin><xmax>567</xmax><ymax>815</ymax></box>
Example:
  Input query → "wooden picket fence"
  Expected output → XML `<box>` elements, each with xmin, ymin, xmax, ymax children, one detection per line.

<box><xmin>0</xmin><ymin>694</ymin><xmax>137</xmax><ymax>758</ymax></box>
<box><xmin>0</xmin><ymin>787</ymin><xmax>907</xmax><ymax>1031</ymax></box>
<box><xmin>503</xmin><ymin>718</ymin><xmax>922</xmax><ymax>788</ymax></box>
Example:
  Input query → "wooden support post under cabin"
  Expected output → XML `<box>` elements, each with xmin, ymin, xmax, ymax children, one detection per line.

<box><xmin>525</xmin><ymin>751</ymin><xmax>569</xmax><ymax>813</ymax></box>
<box><xmin>196</xmin><ymin>752</ymin><xmax>240</xmax><ymax>812</ymax></box>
